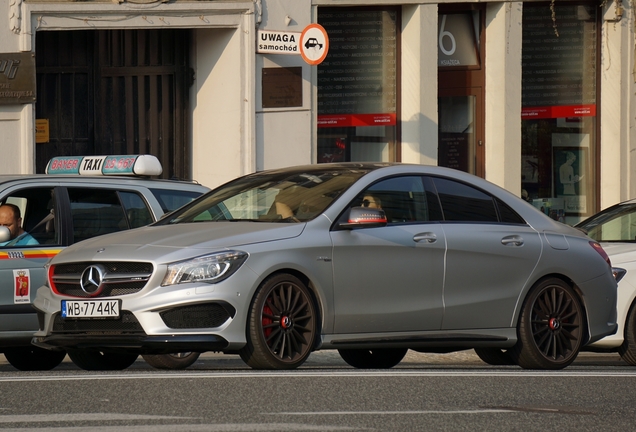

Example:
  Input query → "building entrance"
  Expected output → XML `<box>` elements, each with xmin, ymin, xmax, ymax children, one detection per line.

<box><xmin>437</xmin><ymin>7</ymin><xmax>485</xmax><ymax>178</ymax></box>
<box><xmin>35</xmin><ymin>30</ymin><xmax>192</xmax><ymax>179</ymax></box>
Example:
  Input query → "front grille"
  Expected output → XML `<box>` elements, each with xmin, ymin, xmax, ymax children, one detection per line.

<box><xmin>51</xmin><ymin>311</ymin><xmax>145</xmax><ymax>334</ymax></box>
<box><xmin>52</xmin><ymin>262</ymin><xmax>153</xmax><ymax>298</ymax></box>
<box><xmin>160</xmin><ymin>303</ymin><xmax>235</xmax><ymax>329</ymax></box>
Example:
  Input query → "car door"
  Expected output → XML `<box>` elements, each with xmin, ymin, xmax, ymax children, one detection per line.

<box><xmin>0</xmin><ymin>185</ymin><xmax>65</xmax><ymax>333</ymax></box>
<box><xmin>428</xmin><ymin>176</ymin><xmax>543</xmax><ymax>330</ymax></box>
<box><xmin>330</xmin><ymin>175</ymin><xmax>446</xmax><ymax>334</ymax></box>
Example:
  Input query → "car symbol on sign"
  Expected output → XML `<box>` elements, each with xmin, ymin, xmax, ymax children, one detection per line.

<box><xmin>305</xmin><ymin>38</ymin><xmax>323</xmax><ymax>50</ymax></box>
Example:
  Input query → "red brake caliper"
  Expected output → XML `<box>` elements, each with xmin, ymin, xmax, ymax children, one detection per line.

<box><xmin>262</xmin><ymin>305</ymin><xmax>273</xmax><ymax>338</ymax></box>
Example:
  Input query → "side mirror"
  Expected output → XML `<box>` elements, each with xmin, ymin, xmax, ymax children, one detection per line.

<box><xmin>338</xmin><ymin>207</ymin><xmax>388</xmax><ymax>230</ymax></box>
<box><xmin>0</xmin><ymin>226</ymin><xmax>11</xmax><ymax>243</ymax></box>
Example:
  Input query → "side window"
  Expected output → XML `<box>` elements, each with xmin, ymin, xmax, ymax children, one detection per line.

<box><xmin>431</xmin><ymin>177</ymin><xmax>498</xmax><ymax>222</ymax></box>
<box><xmin>362</xmin><ymin>176</ymin><xmax>429</xmax><ymax>224</ymax></box>
<box><xmin>69</xmin><ymin>188</ymin><xmax>127</xmax><ymax>243</ymax></box>
<box><xmin>150</xmin><ymin>188</ymin><xmax>202</xmax><ymax>213</ymax></box>
<box><xmin>0</xmin><ymin>187</ymin><xmax>57</xmax><ymax>246</ymax></box>
<box><xmin>496</xmin><ymin>198</ymin><xmax>526</xmax><ymax>224</ymax></box>
<box><xmin>119</xmin><ymin>191</ymin><xmax>153</xmax><ymax>228</ymax></box>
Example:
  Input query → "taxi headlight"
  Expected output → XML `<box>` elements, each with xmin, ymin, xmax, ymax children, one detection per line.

<box><xmin>161</xmin><ymin>251</ymin><xmax>248</xmax><ymax>286</ymax></box>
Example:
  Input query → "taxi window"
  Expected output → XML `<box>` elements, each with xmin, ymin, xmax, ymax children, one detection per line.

<box><xmin>1</xmin><ymin>187</ymin><xmax>57</xmax><ymax>246</ymax></box>
<box><xmin>150</xmin><ymin>188</ymin><xmax>202</xmax><ymax>213</ymax></box>
<box><xmin>69</xmin><ymin>188</ymin><xmax>127</xmax><ymax>243</ymax></box>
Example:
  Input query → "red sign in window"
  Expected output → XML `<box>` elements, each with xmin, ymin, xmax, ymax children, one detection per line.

<box><xmin>317</xmin><ymin>113</ymin><xmax>396</xmax><ymax>128</ymax></box>
<box><xmin>521</xmin><ymin>104</ymin><xmax>596</xmax><ymax>119</ymax></box>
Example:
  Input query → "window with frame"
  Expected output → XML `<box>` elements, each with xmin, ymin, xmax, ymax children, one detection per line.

<box><xmin>317</xmin><ymin>7</ymin><xmax>399</xmax><ymax>163</ymax></box>
<box><xmin>1</xmin><ymin>187</ymin><xmax>58</xmax><ymax>246</ymax></box>
<box><xmin>521</xmin><ymin>3</ymin><xmax>599</xmax><ymax>225</ymax></box>
<box><xmin>430</xmin><ymin>177</ymin><xmax>524</xmax><ymax>224</ymax></box>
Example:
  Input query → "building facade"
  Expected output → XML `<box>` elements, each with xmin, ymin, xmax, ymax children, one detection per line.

<box><xmin>0</xmin><ymin>0</ymin><xmax>634</xmax><ymax>224</ymax></box>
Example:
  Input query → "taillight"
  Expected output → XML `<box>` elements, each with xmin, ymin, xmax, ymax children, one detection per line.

<box><xmin>590</xmin><ymin>241</ymin><xmax>612</xmax><ymax>268</ymax></box>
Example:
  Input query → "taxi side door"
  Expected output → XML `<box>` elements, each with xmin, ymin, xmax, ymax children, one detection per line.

<box><xmin>0</xmin><ymin>184</ymin><xmax>66</xmax><ymax>344</ymax></box>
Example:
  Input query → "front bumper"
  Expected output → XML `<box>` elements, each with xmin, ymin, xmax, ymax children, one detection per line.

<box><xmin>32</xmin><ymin>333</ymin><xmax>228</xmax><ymax>355</ymax></box>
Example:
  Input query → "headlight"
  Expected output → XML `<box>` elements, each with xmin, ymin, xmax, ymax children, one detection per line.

<box><xmin>161</xmin><ymin>251</ymin><xmax>248</xmax><ymax>286</ymax></box>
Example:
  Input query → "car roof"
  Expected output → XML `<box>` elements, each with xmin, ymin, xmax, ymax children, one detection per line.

<box><xmin>0</xmin><ymin>174</ymin><xmax>207</xmax><ymax>189</ymax></box>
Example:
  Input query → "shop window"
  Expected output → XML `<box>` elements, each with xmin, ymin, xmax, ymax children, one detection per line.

<box><xmin>521</xmin><ymin>3</ymin><xmax>598</xmax><ymax>225</ymax></box>
<box><xmin>317</xmin><ymin>7</ymin><xmax>399</xmax><ymax>163</ymax></box>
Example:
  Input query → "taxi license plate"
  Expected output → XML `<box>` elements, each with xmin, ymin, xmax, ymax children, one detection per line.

<box><xmin>61</xmin><ymin>300</ymin><xmax>120</xmax><ymax>318</ymax></box>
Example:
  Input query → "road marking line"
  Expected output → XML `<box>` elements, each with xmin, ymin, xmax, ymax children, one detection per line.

<box><xmin>1</xmin><ymin>369</ymin><xmax>636</xmax><ymax>382</ymax></box>
<box><xmin>0</xmin><ymin>414</ymin><xmax>193</xmax><ymax>423</ymax></box>
<box><xmin>269</xmin><ymin>409</ymin><xmax>514</xmax><ymax>415</ymax></box>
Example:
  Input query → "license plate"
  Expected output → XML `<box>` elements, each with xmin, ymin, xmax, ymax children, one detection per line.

<box><xmin>61</xmin><ymin>300</ymin><xmax>120</xmax><ymax>318</ymax></box>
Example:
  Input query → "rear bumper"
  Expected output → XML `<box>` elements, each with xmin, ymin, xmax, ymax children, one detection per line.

<box><xmin>32</xmin><ymin>334</ymin><xmax>229</xmax><ymax>355</ymax></box>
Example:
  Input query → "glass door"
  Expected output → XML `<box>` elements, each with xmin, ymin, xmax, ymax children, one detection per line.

<box><xmin>438</xmin><ymin>87</ymin><xmax>484</xmax><ymax>176</ymax></box>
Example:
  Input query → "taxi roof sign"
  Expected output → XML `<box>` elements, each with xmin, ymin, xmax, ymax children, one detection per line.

<box><xmin>46</xmin><ymin>155</ymin><xmax>162</xmax><ymax>176</ymax></box>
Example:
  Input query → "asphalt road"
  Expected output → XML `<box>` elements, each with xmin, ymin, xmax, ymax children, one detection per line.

<box><xmin>0</xmin><ymin>350</ymin><xmax>634</xmax><ymax>431</ymax></box>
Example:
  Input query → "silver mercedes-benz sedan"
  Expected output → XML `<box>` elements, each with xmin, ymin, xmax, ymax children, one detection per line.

<box><xmin>32</xmin><ymin>163</ymin><xmax>618</xmax><ymax>370</ymax></box>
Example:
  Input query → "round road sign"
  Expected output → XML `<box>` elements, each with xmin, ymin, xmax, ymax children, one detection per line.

<box><xmin>300</xmin><ymin>23</ymin><xmax>329</xmax><ymax>65</ymax></box>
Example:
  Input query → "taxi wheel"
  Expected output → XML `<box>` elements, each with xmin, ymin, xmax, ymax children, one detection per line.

<box><xmin>511</xmin><ymin>278</ymin><xmax>583</xmax><ymax>370</ymax></box>
<box><xmin>473</xmin><ymin>348</ymin><xmax>516</xmax><ymax>366</ymax></box>
<box><xmin>68</xmin><ymin>349</ymin><xmax>138</xmax><ymax>371</ymax></box>
<box><xmin>618</xmin><ymin>303</ymin><xmax>636</xmax><ymax>365</ymax></box>
<box><xmin>338</xmin><ymin>348</ymin><xmax>407</xmax><ymax>369</ymax></box>
<box><xmin>3</xmin><ymin>347</ymin><xmax>66</xmax><ymax>371</ymax></box>
<box><xmin>142</xmin><ymin>352</ymin><xmax>201</xmax><ymax>370</ymax></box>
<box><xmin>239</xmin><ymin>273</ymin><xmax>317</xmax><ymax>370</ymax></box>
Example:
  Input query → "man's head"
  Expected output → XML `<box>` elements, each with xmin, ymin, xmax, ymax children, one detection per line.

<box><xmin>0</xmin><ymin>204</ymin><xmax>23</xmax><ymax>240</ymax></box>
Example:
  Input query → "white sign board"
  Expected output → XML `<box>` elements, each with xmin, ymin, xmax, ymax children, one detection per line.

<box><xmin>257</xmin><ymin>30</ymin><xmax>301</xmax><ymax>55</ymax></box>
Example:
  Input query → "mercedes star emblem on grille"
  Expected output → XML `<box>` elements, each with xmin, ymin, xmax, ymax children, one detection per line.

<box><xmin>80</xmin><ymin>264</ymin><xmax>107</xmax><ymax>295</ymax></box>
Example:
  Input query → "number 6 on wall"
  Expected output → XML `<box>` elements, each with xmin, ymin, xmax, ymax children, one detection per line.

<box><xmin>438</xmin><ymin>15</ymin><xmax>456</xmax><ymax>56</ymax></box>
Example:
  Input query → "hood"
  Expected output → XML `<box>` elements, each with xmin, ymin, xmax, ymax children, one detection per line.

<box><xmin>598</xmin><ymin>242</ymin><xmax>636</xmax><ymax>265</ymax></box>
<box><xmin>53</xmin><ymin>222</ymin><xmax>305</xmax><ymax>264</ymax></box>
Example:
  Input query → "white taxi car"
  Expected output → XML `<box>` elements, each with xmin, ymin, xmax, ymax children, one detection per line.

<box><xmin>0</xmin><ymin>155</ymin><xmax>209</xmax><ymax>370</ymax></box>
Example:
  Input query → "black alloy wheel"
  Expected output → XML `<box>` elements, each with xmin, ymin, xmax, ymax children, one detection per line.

<box><xmin>512</xmin><ymin>278</ymin><xmax>583</xmax><ymax>370</ymax></box>
<box><xmin>239</xmin><ymin>273</ymin><xmax>317</xmax><ymax>370</ymax></box>
<box><xmin>618</xmin><ymin>303</ymin><xmax>636</xmax><ymax>365</ymax></box>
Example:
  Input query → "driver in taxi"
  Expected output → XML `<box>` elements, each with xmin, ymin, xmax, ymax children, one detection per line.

<box><xmin>0</xmin><ymin>204</ymin><xmax>39</xmax><ymax>246</ymax></box>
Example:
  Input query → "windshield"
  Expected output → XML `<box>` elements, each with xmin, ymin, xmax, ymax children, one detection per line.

<box><xmin>160</xmin><ymin>167</ymin><xmax>369</xmax><ymax>224</ymax></box>
<box><xmin>577</xmin><ymin>202</ymin><xmax>636</xmax><ymax>242</ymax></box>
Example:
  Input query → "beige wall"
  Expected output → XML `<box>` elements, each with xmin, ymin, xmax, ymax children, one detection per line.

<box><xmin>400</xmin><ymin>4</ymin><xmax>439</xmax><ymax>166</ymax></box>
<box><xmin>484</xmin><ymin>2</ymin><xmax>523</xmax><ymax>195</ymax></box>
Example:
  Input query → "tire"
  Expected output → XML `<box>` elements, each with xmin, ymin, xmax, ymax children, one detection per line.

<box><xmin>511</xmin><ymin>278</ymin><xmax>584</xmax><ymax>370</ymax></box>
<box><xmin>239</xmin><ymin>273</ymin><xmax>317</xmax><ymax>370</ymax></box>
<box><xmin>3</xmin><ymin>347</ymin><xmax>66</xmax><ymax>371</ymax></box>
<box><xmin>68</xmin><ymin>350</ymin><xmax>138</xmax><ymax>371</ymax></box>
<box><xmin>473</xmin><ymin>348</ymin><xmax>516</xmax><ymax>366</ymax></box>
<box><xmin>338</xmin><ymin>348</ymin><xmax>407</xmax><ymax>369</ymax></box>
<box><xmin>142</xmin><ymin>352</ymin><xmax>201</xmax><ymax>370</ymax></box>
<box><xmin>618</xmin><ymin>303</ymin><xmax>636</xmax><ymax>365</ymax></box>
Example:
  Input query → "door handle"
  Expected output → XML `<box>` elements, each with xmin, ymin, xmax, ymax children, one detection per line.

<box><xmin>501</xmin><ymin>235</ymin><xmax>524</xmax><ymax>246</ymax></box>
<box><xmin>414</xmin><ymin>232</ymin><xmax>437</xmax><ymax>243</ymax></box>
